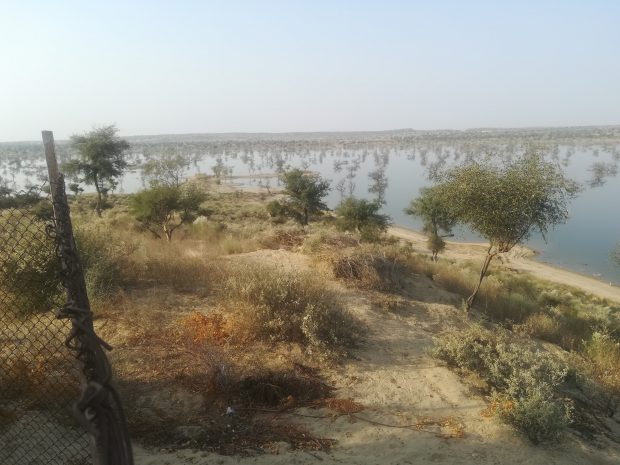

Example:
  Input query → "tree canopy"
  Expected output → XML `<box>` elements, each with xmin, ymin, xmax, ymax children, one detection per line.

<box><xmin>130</xmin><ymin>184</ymin><xmax>207</xmax><ymax>241</ymax></box>
<box><xmin>142</xmin><ymin>154</ymin><xmax>190</xmax><ymax>187</ymax></box>
<box><xmin>405</xmin><ymin>186</ymin><xmax>456</xmax><ymax>260</ymax></box>
<box><xmin>335</xmin><ymin>197</ymin><xmax>390</xmax><ymax>241</ymax></box>
<box><xmin>433</xmin><ymin>153</ymin><xmax>579</xmax><ymax>309</ymax></box>
<box><xmin>280</xmin><ymin>169</ymin><xmax>330</xmax><ymax>226</ymax></box>
<box><xmin>65</xmin><ymin>125</ymin><xmax>130</xmax><ymax>216</ymax></box>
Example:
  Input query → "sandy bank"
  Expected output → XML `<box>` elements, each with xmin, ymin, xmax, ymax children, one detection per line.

<box><xmin>389</xmin><ymin>226</ymin><xmax>620</xmax><ymax>304</ymax></box>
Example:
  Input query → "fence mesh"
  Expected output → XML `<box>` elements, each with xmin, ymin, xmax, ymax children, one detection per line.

<box><xmin>0</xmin><ymin>187</ymin><xmax>90</xmax><ymax>465</ymax></box>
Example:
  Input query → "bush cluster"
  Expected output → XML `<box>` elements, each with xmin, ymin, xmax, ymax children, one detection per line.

<box><xmin>433</xmin><ymin>325</ymin><xmax>573</xmax><ymax>443</ymax></box>
<box><xmin>224</xmin><ymin>263</ymin><xmax>364</xmax><ymax>354</ymax></box>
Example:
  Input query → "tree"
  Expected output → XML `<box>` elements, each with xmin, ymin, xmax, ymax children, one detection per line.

<box><xmin>68</xmin><ymin>183</ymin><xmax>84</xmax><ymax>196</ymax></box>
<box><xmin>280</xmin><ymin>169</ymin><xmax>330</xmax><ymax>226</ymax></box>
<box><xmin>142</xmin><ymin>154</ymin><xmax>190</xmax><ymax>187</ymax></box>
<box><xmin>335</xmin><ymin>197</ymin><xmax>390</xmax><ymax>241</ymax></box>
<box><xmin>65</xmin><ymin>125</ymin><xmax>130</xmax><ymax>216</ymax></box>
<box><xmin>434</xmin><ymin>153</ymin><xmax>578</xmax><ymax>311</ymax></box>
<box><xmin>613</xmin><ymin>243</ymin><xmax>620</xmax><ymax>266</ymax></box>
<box><xmin>405</xmin><ymin>187</ymin><xmax>456</xmax><ymax>261</ymax></box>
<box><xmin>130</xmin><ymin>184</ymin><xmax>207</xmax><ymax>241</ymax></box>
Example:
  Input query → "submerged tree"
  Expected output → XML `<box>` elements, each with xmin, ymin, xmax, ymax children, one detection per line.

<box><xmin>405</xmin><ymin>186</ymin><xmax>456</xmax><ymax>261</ymax></box>
<box><xmin>435</xmin><ymin>153</ymin><xmax>579</xmax><ymax>311</ymax></box>
<box><xmin>130</xmin><ymin>184</ymin><xmax>207</xmax><ymax>241</ymax></box>
<box><xmin>335</xmin><ymin>197</ymin><xmax>390</xmax><ymax>241</ymax></box>
<box><xmin>142</xmin><ymin>154</ymin><xmax>190</xmax><ymax>187</ymax></box>
<box><xmin>65</xmin><ymin>125</ymin><xmax>130</xmax><ymax>216</ymax></box>
<box><xmin>279</xmin><ymin>169</ymin><xmax>330</xmax><ymax>226</ymax></box>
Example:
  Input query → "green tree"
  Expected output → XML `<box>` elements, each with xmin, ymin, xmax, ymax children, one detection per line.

<box><xmin>142</xmin><ymin>154</ymin><xmax>190</xmax><ymax>187</ymax></box>
<box><xmin>335</xmin><ymin>197</ymin><xmax>390</xmax><ymax>241</ymax></box>
<box><xmin>435</xmin><ymin>153</ymin><xmax>578</xmax><ymax>311</ymax></box>
<box><xmin>65</xmin><ymin>125</ymin><xmax>130</xmax><ymax>216</ymax></box>
<box><xmin>130</xmin><ymin>184</ymin><xmax>207</xmax><ymax>241</ymax></box>
<box><xmin>68</xmin><ymin>182</ymin><xmax>84</xmax><ymax>196</ymax></box>
<box><xmin>405</xmin><ymin>187</ymin><xmax>456</xmax><ymax>261</ymax></box>
<box><xmin>280</xmin><ymin>169</ymin><xmax>330</xmax><ymax>226</ymax></box>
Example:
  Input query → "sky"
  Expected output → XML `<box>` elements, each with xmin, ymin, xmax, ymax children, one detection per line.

<box><xmin>1</xmin><ymin>0</ymin><xmax>619</xmax><ymax>141</ymax></box>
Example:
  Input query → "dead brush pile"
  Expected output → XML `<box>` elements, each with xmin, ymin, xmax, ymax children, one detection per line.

<box><xmin>326</xmin><ymin>244</ymin><xmax>411</xmax><ymax>291</ymax></box>
<box><xmin>259</xmin><ymin>228</ymin><xmax>307</xmax><ymax>250</ymax></box>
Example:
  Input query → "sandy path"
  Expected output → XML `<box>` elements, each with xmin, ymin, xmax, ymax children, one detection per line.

<box><xmin>134</xmin><ymin>250</ymin><xmax>620</xmax><ymax>465</ymax></box>
<box><xmin>389</xmin><ymin>226</ymin><xmax>620</xmax><ymax>304</ymax></box>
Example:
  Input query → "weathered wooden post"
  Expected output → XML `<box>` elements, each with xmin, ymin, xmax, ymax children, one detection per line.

<box><xmin>42</xmin><ymin>130</ymin><xmax>134</xmax><ymax>465</ymax></box>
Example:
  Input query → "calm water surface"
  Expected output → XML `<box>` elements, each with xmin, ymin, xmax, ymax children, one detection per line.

<box><xmin>2</xmin><ymin>139</ymin><xmax>620</xmax><ymax>284</ymax></box>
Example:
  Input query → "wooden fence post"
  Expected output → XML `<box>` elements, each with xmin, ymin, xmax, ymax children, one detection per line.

<box><xmin>42</xmin><ymin>130</ymin><xmax>134</xmax><ymax>465</ymax></box>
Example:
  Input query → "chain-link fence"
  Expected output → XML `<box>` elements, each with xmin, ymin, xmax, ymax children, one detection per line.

<box><xmin>0</xmin><ymin>186</ymin><xmax>91</xmax><ymax>464</ymax></box>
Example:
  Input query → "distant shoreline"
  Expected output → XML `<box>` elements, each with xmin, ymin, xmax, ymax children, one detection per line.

<box><xmin>389</xmin><ymin>225</ymin><xmax>620</xmax><ymax>303</ymax></box>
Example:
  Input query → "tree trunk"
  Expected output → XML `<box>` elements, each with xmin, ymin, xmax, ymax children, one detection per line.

<box><xmin>303</xmin><ymin>207</ymin><xmax>308</xmax><ymax>226</ymax></box>
<box><xmin>163</xmin><ymin>224</ymin><xmax>173</xmax><ymax>241</ymax></box>
<box><xmin>93</xmin><ymin>173</ymin><xmax>102</xmax><ymax>217</ymax></box>
<box><xmin>465</xmin><ymin>247</ymin><xmax>496</xmax><ymax>312</ymax></box>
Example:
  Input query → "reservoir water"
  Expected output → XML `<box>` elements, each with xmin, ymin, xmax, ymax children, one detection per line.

<box><xmin>2</xmin><ymin>132</ymin><xmax>619</xmax><ymax>285</ymax></box>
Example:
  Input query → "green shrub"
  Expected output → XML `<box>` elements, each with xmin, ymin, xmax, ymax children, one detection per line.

<box><xmin>334</xmin><ymin>197</ymin><xmax>390</xmax><ymax>242</ymax></box>
<box><xmin>493</xmin><ymin>390</ymin><xmax>573</xmax><ymax>444</ymax></box>
<box><xmin>433</xmin><ymin>325</ymin><xmax>572</xmax><ymax>443</ymax></box>
<box><xmin>582</xmin><ymin>332</ymin><xmax>620</xmax><ymax>414</ymax></box>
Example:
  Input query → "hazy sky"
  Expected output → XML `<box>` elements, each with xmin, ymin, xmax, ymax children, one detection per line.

<box><xmin>1</xmin><ymin>0</ymin><xmax>619</xmax><ymax>141</ymax></box>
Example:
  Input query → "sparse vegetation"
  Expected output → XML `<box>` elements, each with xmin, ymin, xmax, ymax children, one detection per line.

<box><xmin>223</xmin><ymin>262</ymin><xmax>364</xmax><ymax>354</ymax></box>
<box><xmin>430</xmin><ymin>153</ymin><xmax>579</xmax><ymax>310</ymax></box>
<box><xmin>130</xmin><ymin>184</ymin><xmax>207</xmax><ymax>240</ymax></box>
<box><xmin>335</xmin><ymin>196</ymin><xmax>390</xmax><ymax>241</ymax></box>
<box><xmin>405</xmin><ymin>186</ymin><xmax>455</xmax><ymax>261</ymax></box>
<box><xmin>433</xmin><ymin>325</ymin><xmax>573</xmax><ymax>443</ymax></box>
<box><xmin>275</xmin><ymin>169</ymin><xmax>331</xmax><ymax>226</ymax></box>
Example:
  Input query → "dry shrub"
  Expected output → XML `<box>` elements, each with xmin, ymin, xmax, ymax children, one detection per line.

<box><xmin>259</xmin><ymin>228</ymin><xmax>306</xmax><ymax>250</ymax></box>
<box><xmin>223</xmin><ymin>262</ymin><xmax>364</xmax><ymax>354</ymax></box>
<box><xmin>180</xmin><ymin>311</ymin><xmax>231</xmax><ymax>345</ymax></box>
<box><xmin>302</xmin><ymin>229</ymin><xmax>359</xmax><ymax>254</ymax></box>
<box><xmin>517</xmin><ymin>312</ymin><xmax>563</xmax><ymax>344</ymax></box>
<box><xmin>123</xmin><ymin>241</ymin><xmax>225</xmax><ymax>293</ymax></box>
<box><xmin>328</xmin><ymin>245</ymin><xmax>409</xmax><ymax>291</ymax></box>
<box><xmin>582</xmin><ymin>332</ymin><xmax>620</xmax><ymax>415</ymax></box>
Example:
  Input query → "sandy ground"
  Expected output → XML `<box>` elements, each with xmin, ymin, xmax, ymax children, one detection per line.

<box><xmin>389</xmin><ymin>226</ymin><xmax>620</xmax><ymax>304</ymax></box>
<box><xmin>133</xmin><ymin>249</ymin><xmax>620</xmax><ymax>465</ymax></box>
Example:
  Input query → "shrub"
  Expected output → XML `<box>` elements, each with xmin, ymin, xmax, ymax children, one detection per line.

<box><xmin>125</xmin><ymin>242</ymin><xmax>223</xmax><ymax>293</ymax></box>
<box><xmin>0</xmin><ymin>212</ymin><xmax>61</xmax><ymax>315</ymax></box>
<box><xmin>334</xmin><ymin>197</ymin><xmax>390</xmax><ymax>242</ymax></box>
<box><xmin>582</xmin><ymin>332</ymin><xmax>620</xmax><ymax>414</ymax></box>
<box><xmin>223</xmin><ymin>263</ymin><xmax>363</xmax><ymax>354</ymax></box>
<box><xmin>74</xmin><ymin>226</ymin><xmax>134</xmax><ymax>300</ymax></box>
<box><xmin>328</xmin><ymin>245</ymin><xmax>410</xmax><ymax>291</ymax></box>
<box><xmin>433</xmin><ymin>325</ymin><xmax>572</xmax><ymax>443</ymax></box>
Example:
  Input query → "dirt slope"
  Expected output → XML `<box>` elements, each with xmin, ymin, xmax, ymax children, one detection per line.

<box><xmin>134</xmin><ymin>249</ymin><xmax>620</xmax><ymax>465</ymax></box>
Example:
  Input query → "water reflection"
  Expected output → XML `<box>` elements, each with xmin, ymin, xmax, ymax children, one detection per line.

<box><xmin>1</xmin><ymin>128</ymin><xmax>619</xmax><ymax>282</ymax></box>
